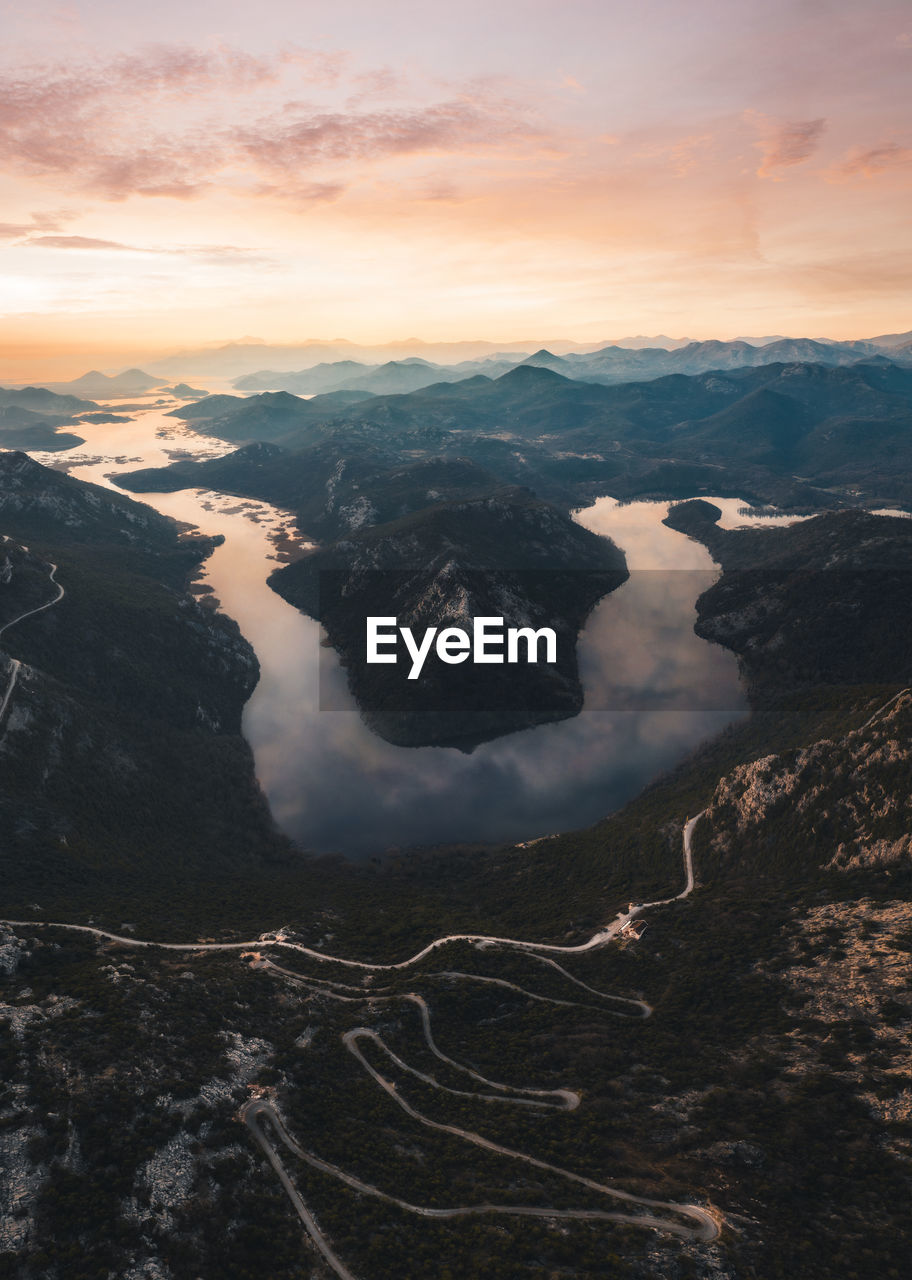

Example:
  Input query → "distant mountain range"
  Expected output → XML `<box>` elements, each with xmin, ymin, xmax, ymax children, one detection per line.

<box><xmin>33</xmin><ymin>368</ymin><xmax>165</xmax><ymax>398</ymax></box>
<box><xmin>234</xmin><ymin>357</ymin><xmax>491</xmax><ymax>396</ymax></box>
<box><xmin>142</xmin><ymin>328</ymin><xmax>912</xmax><ymax>380</ymax></box>
<box><xmin>119</xmin><ymin>357</ymin><xmax>912</xmax><ymax>546</ymax></box>
<box><xmin>143</xmin><ymin>338</ymin><xmax>607</xmax><ymax>379</ymax></box>
<box><xmin>14</xmin><ymin>328</ymin><xmax>912</xmax><ymax>403</ymax></box>
<box><xmin>0</xmin><ymin>385</ymin><xmax>101</xmax><ymax>451</ymax></box>
<box><xmin>227</xmin><ymin>335</ymin><xmax>911</xmax><ymax>397</ymax></box>
<box><xmin>865</xmin><ymin>329</ymin><xmax>912</xmax><ymax>349</ymax></box>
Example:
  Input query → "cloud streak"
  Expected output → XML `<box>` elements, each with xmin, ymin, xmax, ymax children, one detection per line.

<box><xmin>26</xmin><ymin>234</ymin><xmax>139</xmax><ymax>250</ymax></box>
<box><xmin>0</xmin><ymin>44</ymin><xmax>546</xmax><ymax>202</ymax></box>
<box><xmin>19</xmin><ymin>236</ymin><xmax>276</xmax><ymax>268</ymax></box>
<box><xmin>0</xmin><ymin>210</ymin><xmax>73</xmax><ymax>239</ymax></box>
<box><xmin>749</xmin><ymin>114</ymin><xmax>827</xmax><ymax>178</ymax></box>
<box><xmin>1</xmin><ymin>12</ymin><xmax>909</xmax><ymax>350</ymax></box>
<box><xmin>234</xmin><ymin>98</ymin><xmax>543</xmax><ymax>171</ymax></box>
<box><xmin>826</xmin><ymin>142</ymin><xmax>912</xmax><ymax>180</ymax></box>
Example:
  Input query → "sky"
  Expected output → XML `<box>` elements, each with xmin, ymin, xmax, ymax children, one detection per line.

<box><xmin>1</xmin><ymin>0</ymin><xmax>910</xmax><ymax>375</ymax></box>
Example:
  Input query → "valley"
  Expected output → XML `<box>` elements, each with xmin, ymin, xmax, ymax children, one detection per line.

<box><xmin>2</xmin><ymin>0</ymin><xmax>910</xmax><ymax>1271</ymax></box>
<box><xmin>2</xmin><ymin>680</ymin><xmax>909</xmax><ymax>1279</ymax></box>
<box><xmin>1</xmin><ymin>342</ymin><xmax>911</xmax><ymax>1280</ymax></box>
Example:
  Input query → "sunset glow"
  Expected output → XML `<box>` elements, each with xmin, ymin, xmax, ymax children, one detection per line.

<box><xmin>2</xmin><ymin>0</ymin><xmax>910</xmax><ymax>376</ymax></box>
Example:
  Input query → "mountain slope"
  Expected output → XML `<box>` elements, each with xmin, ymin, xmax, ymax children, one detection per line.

<box><xmin>662</xmin><ymin>507</ymin><xmax>912</xmax><ymax>695</ymax></box>
<box><xmin>132</xmin><ymin>358</ymin><xmax>912</xmax><ymax>513</ymax></box>
<box><xmin>0</xmin><ymin>452</ymin><xmax>293</xmax><ymax>910</ymax></box>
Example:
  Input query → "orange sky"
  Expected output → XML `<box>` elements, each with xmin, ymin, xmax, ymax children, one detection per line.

<box><xmin>1</xmin><ymin>0</ymin><xmax>910</xmax><ymax>377</ymax></box>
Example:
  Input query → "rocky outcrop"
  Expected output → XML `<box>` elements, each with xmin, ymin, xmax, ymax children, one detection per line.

<box><xmin>705</xmin><ymin>691</ymin><xmax>912</xmax><ymax>876</ymax></box>
<box><xmin>0</xmin><ymin>451</ymin><xmax>178</xmax><ymax>546</ymax></box>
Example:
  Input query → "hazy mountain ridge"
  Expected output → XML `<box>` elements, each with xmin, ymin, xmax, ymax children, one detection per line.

<box><xmin>34</xmin><ymin>368</ymin><xmax>165</xmax><ymax>398</ymax></box>
<box><xmin>0</xmin><ymin>387</ymin><xmax>100</xmax><ymax>451</ymax></box>
<box><xmin>133</xmin><ymin>327</ymin><xmax>912</xmax><ymax>381</ymax></box>
<box><xmin>125</xmin><ymin>356</ymin><xmax>912</xmax><ymax>514</ymax></box>
<box><xmin>223</xmin><ymin>335</ymin><xmax>907</xmax><ymax>397</ymax></box>
<box><xmin>15</xmin><ymin>327</ymin><xmax>912</xmax><ymax>398</ymax></box>
<box><xmin>145</xmin><ymin>337</ymin><xmax>606</xmax><ymax>379</ymax></box>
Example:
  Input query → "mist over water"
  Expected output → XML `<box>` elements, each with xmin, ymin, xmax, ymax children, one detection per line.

<box><xmin>32</xmin><ymin>409</ymin><xmax>759</xmax><ymax>856</ymax></box>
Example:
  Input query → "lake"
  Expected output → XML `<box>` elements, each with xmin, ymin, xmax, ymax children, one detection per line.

<box><xmin>30</xmin><ymin>405</ymin><xmax>767</xmax><ymax>855</ymax></box>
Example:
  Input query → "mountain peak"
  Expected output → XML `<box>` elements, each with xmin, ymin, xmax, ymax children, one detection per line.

<box><xmin>498</xmin><ymin>363</ymin><xmax>568</xmax><ymax>384</ymax></box>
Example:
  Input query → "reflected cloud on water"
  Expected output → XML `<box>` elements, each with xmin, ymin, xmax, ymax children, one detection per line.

<box><xmin>39</xmin><ymin>416</ymin><xmax>759</xmax><ymax>857</ymax></box>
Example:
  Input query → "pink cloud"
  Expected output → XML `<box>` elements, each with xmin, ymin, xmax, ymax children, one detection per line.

<box><xmin>22</xmin><ymin>236</ymin><xmax>276</xmax><ymax>266</ymax></box>
<box><xmin>827</xmin><ymin>142</ymin><xmax>912</xmax><ymax>180</ymax></box>
<box><xmin>26</xmin><ymin>234</ymin><xmax>137</xmax><ymax>249</ymax></box>
<box><xmin>0</xmin><ymin>44</ymin><xmax>340</xmax><ymax>193</ymax></box>
<box><xmin>0</xmin><ymin>207</ymin><xmax>81</xmax><ymax>238</ymax></box>
<box><xmin>234</xmin><ymin>98</ymin><xmax>543</xmax><ymax>170</ymax></box>
<box><xmin>0</xmin><ymin>46</ymin><xmax>263</xmax><ymax>197</ymax></box>
<box><xmin>344</xmin><ymin>67</ymin><xmax>407</xmax><ymax>109</ymax></box>
<box><xmin>0</xmin><ymin>45</ymin><xmax>545</xmax><ymax>203</ymax></box>
<box><xmin>747</xmin><ymin>113</ymin><xmax>827</xmax><ymax>178</ymax></box>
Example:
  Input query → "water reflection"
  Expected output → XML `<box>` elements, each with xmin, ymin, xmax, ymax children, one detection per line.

<box><xmin>30</xmin><ymin>413</ymin><xmax>761</xmax><ymax>856</ymax></box>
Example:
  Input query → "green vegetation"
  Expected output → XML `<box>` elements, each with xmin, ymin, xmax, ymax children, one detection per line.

<box><xmin>123</xmin><ymin>357</ymin><xmax>912</xmax><ymax>512</ymax></box>
<box><xmin>2</xmin><ymin>450</ymin><xmax>911</xmax><ymax>1278</ymax></box>
<box><xmin>0</xmin><ymin>453</ymin><xmax>295</xmax><ymax>911</ymax></box>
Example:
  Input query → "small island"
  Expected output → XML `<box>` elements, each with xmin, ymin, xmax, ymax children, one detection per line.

<box><xmin>269</xmin><ymin>487</ymin><xmax>628</xmax><ymax>750</ymax></box>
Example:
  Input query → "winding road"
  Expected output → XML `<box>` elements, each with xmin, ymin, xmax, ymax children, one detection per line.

<box><xmin>1</xmin><ymin>809</ymin><xmax>719</xmax><ymax>1277</ymax></box>
<box><xmin>0</xmin><ymin>657</ymin><xmax>21</xmax><ymax>725</ymax></box>
<box><xmin>3</xmin><ymin>681</ymin><xmax>905</xmax><ymax>1275</ymax></box>
<box><xmin>244</xmin><ymin>1090</ymin><xmax>717</xmax><ymax>1262</ymax></box>
<box><xmin>855</xmin><ymin>687</ymin><xmax>910</xmax><ymax>733</ymax></box>
<box><xmin>341</xmin><ymin>1027</ymin><xmax>717</xmax><ymax>1238</ymax></box>
<box><xmin>0</xmin><ymin>554</ymin><xmax>65</xmax><ymax>728</ymax></box>
<box><xmin>236</xmin><ymin>815</ymin><xmax>715</xmax><ymax>1276</ymax></box>
<box><xmin>0</xmin><ymin>558</ymin><xmax>65</xmax><ymax>640</ymax></box>
<box><xmin>0</xmin><ymin>814</ymin><xmax>701</xmax><ymax>967</ymax></box>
